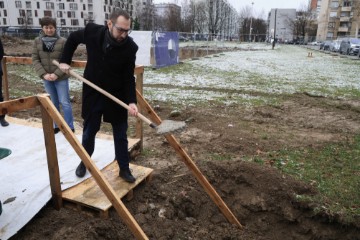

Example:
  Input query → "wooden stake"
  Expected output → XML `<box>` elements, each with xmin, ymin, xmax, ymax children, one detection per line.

<box><xmin>136</xmin><ymin>90</ymin><xmax>243</xmax><ymax>229</ymax></box>
<box><xmin>37</xmin><ymin>94</ymin><xmax>149</xmax><ymax>240</ymax></box>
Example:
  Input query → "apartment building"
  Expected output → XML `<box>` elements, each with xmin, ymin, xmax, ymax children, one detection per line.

<box><xmin>0</xmin><ymin>0</ymin><xmax>137</xmax><ymax>33</ymax></box>
<box><xmin>317</xmin><ymin>0</ymin><xmax>360</xmax><ymax>40</ymax></box>
<box><xmin>268</xmin><ymin>9</ymin><xmax>297</xmax><ymax>42</ymax></box>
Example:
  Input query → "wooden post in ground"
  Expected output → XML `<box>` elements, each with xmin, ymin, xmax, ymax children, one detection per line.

<box><xmin>135</xmin><ymin>90</ymin><xmax>243</xmax><ymax>229</ymax></box>
<box><xmin>2</xmin><ymin>57</ymin><xmax>9</xmax><ymax>101</ymax></box>
<box><xmin>40</xmin><ymin>94</ymin><xmax>62</xmax><ymax>210</ymax></box>
<box><xmin>135</xmin><ymin>66</ymin><xmax>144</xmax><ymax>151</ymax></box>
<box><xmin>37</xmin><ymin>94</ymin><xmax>149</xmax><ymax>240</ymax></box>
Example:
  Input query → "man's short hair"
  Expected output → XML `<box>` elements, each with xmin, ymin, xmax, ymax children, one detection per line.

<box><xmin>40</xmin><ymin>16</ymin><xmax>57</xmax><ymax>28</ymax></box>
<box><xmin>109</xmin><ymin>8</ymin><xmax>130</xmax><ymax>22</ymax></box>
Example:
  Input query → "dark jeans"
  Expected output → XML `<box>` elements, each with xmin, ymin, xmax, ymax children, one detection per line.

<box><xmin>81</xmin><ymin>97</ymin><xmax>130</xmax><ymax>170</ymax></box>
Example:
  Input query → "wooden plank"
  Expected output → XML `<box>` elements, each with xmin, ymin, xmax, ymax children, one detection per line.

<box><xmin>40</xmin><ymin>99</ymin><xmax>62</xmax><ymax>210</ymax></box>
<box><xmin>135</xmin><ymin>90</ymin><xmax>243</xmax><ymax>229</ymax></box>
<box><xmin>0</xmin><ymin>96</ymin><xmax>40</xmax><ymax>114</ymax></box>
<box><xmin>62</xmin><ymin>163</ymin><xmax>153</xmax><ymax>211</ymax></box>
<box><xmin>37</xmin><ymin>94</ymin><xmax>149</xmax><ymax>240</ymax></box>
<box><xmin>135</xmin><ymin>67</ymin><xmax>144</xmax><ymax>150</ymax></box>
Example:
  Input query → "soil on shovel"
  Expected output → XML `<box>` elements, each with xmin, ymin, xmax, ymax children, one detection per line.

<box><xmin>2</xmin><ymin>36</ymin><xmax>360</xmax><ymax>240</ymax></box>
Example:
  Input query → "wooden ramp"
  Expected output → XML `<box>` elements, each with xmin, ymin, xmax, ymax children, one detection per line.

<box><xmin>62</xmin><ymin>161</ymin><xmax>153</xmax><ymax>218</ymax></box>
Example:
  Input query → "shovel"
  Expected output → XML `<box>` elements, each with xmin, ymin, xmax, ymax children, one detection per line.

<box><xmin>53</xmin><ymin>60</ymin><xmax>185</xmax><ymax>135</ymax></box>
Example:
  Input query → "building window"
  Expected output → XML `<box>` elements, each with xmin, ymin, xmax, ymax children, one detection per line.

<box><xmin>35</xmin><ymin>10</ymin><xmax>37</xmax><ymax>17</ymax></box>
<box><xmin>59</xmin><ymin>3</ymin><xmax>65</xmax><ymax>10</ymax></box>
<box><xmin>343</xmin><ymin>1</ymin><xmax>351</xmax><ymax>7</ymax></box>
<box><xmin>18</xmin><ymin>18</ymin><xmax>25</xmax><ymax>24</ymax></box>
<box><xmin>57</xmin><ymin>11</ymin><xmax>63</xmax><ymax>18</ymax></box>
<box><xmin>37</xmin><ymin>2</ymin><xmax>40</xmax><ymax>9</ymax></box>
<box><xmin>26</xmin><ymin>10</ymin><xmax>32</xmax><ymax>17</ymax></box>
<box><xmin>26</xmin><ymin>1</ymin><xmax>31</xmax><ymax>8</ymax></box>
<box><xmin>61</xmin><ymin>19</ymin><xmax>66</xmax><ymax>25</ymax></box>
<box><xmin>71</xmin><ymin>19</ymin><xmax>79</xmax><ymax>26</ymax></box>
<box><xmin>330</xmin><ymin>1</ymin><xmax>339</xmax><ymax>8</ymax></box>
<box><xmin>44</xmin><ymin>10</ymin><xmax>52</xmax><ymax>17</ymax></box>
<box><xmin>15</xmin><ymin>1</ymin><xmax>22</xmax><ymax>8</ymax></box>
<box><xmin>4</xmin><ymin>9</ymin><xmax>6</xmax><ymax>17</ymax></box>
<box><xmin>329</xmin><ymin>11</ymin><xmax>337</xmax><ymax>18</ymax></box>
<box><xmin>88</xmin><ymin>4</ymin><xmax>93</xmax><ymax>11</ymax></box>
<box><xmin>3</xmin><ymin>18</ymin><xmax>6</xmax><ymax>25</ymax></box>
<box><xmin>19</xmin><ymin>9</ymin><xmax>25</xmax><ymax>17</ymax></box>
<box><xmin>27</xmin><ymin>18</ymin><xmax>33</xmax><ymax>25</ymax></box>
<box><xmin>67</xmin><ymin>11</ymin><xmax>76</xmax><ymax>18</ymax></box>
<box><xmin>328</xmin><ymin>22</ymin><xmax>335</xmax><ymax>28</ymax></box>
<box><xmin>46</xmin><ymin>2</ymin><xmax>54</xmax><ymax>10</ymax></box>
<box><xmin>69</xmin><ymin>3</ymin><xmax>78</xmax><ymax>10</ymax></box>
<box><xmin>0</xmin><ymin>2</ymin><xmax>4</xmax><ymax>8</ymax></box>
<box><xmin>326</xmin><ymin>32</ymin><xmax>334</xmax><ymax>38</ymax></box>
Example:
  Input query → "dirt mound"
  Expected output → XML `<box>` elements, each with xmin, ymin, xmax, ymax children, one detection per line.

<box><xmin>12</xmin><ymin>159</ymin><xmax>359</xmax><ymax>240</ymax></box>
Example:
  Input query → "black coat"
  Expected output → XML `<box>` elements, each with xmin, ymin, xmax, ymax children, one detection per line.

<box><xmin>60</xmin><ymin>23</ymin><xmax>138</xmax><ymax>123</ymax></box>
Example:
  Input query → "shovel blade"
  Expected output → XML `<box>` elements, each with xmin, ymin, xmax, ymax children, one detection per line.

<box><xmin>156</xmin><ymin>120</ymin><xmax>186</xmax><ymax>135</ymax></box>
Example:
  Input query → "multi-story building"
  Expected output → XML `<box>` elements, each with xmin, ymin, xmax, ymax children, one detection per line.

<box><xmin>317</xmin><ymin>0</ymin><xmax>360</xmax><ymax>40</ymax></box>
<box><xmin>0</xmin><ymin>0</ymin><xmax>137</xmax><ymax>35</ymax></box>
<box><xmin>268</xmin><ymin>9</ymin><xmax>297</xmax><ymax>42</ymax></box>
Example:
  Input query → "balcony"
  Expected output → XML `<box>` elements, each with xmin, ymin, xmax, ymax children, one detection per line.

<box><xmin>340</xmin><ymin>16</ymin><xmax>350</xmax><ymax>22</ymax></box>
<box><xmin>338</xmin><ymin>27</ymin><xmax>349</xmax><ymax>32</ymax></box>
<box><xmin>341</xmin><ymin>6</ymin><xmax>351</xmax><ymax>11</ymax></box>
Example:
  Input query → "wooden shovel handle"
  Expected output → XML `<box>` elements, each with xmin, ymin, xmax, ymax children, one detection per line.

<box><xmin>52</xmin><ymin>60</ymin><xmax>155</xmax><ymax>128</ymax></box>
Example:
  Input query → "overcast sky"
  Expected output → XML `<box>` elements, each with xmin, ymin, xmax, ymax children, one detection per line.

<box><xmin>153</xmin><ymin>0</ymin><xmax>308</xmax><ymax>18</ymax></box>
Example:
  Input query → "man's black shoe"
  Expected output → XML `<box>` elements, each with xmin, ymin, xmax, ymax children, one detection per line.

<box><xmin>75</xmin><ymin>162</ymin><xmax>86</xmax><ymax>177</ymax></box>
<box><xmin>54</xmin><ymin>128</ymin><xmax>60</xmax><ymax>134</ymax></box>
<box><xmin>119</xmin><ymin>168</ymin><xmax>136</xmax><ymax>183</ymax></box>
<box><xmin>0</xmin><ymin>118</ymin><xmax>9</xmax><ymax>127</ymax></box>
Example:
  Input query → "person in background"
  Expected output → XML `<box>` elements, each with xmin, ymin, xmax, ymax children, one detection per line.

<box><xmin>32</xmin><ymin>16</ymin><xmax>74</xmax><ymax>134</ymax></box>
<box><xmin>58</xmin><ymin>9</ymin><xmax>138</xmax><ymax>183</ymax></box>
<box><xmin>0</xmin><ymin>38</ymin><xmax>9</xmax><ymax>127</ymax></box>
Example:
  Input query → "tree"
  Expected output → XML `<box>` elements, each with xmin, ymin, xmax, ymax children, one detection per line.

<box><xmin>287</xmin><ymin>1</ymin><xmax>317</xmax><ymax>41</ymax></box>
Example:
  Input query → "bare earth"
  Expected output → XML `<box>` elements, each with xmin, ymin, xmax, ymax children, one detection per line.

<box><xmin>3</xmin><ymin>37</ymin><xmax>360</xmax><ymax>240</ymax></box>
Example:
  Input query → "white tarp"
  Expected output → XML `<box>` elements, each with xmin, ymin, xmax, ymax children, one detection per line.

<box><xmin>0</xmin><ymin>123</ymin><xmax>116</xmax><ymax>240</ymax></box>
<box><xmin>131</xmin><ymin>31</ymin><xmax>153</xmax><ymax>67</ymax></box>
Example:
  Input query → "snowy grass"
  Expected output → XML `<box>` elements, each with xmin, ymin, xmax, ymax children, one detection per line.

<box><xmin>144</xmin><ymin>44</ymin><xmax>360</xmax><ymax>106</ymax></box>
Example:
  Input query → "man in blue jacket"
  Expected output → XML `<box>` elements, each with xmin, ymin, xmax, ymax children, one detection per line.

<box><xmin>59</xmin><ymin>9</ymin><xmax>138</xmax><ymax>183</ymax></box>
<box><xmin>0</xmin><ymin>38</ymin><xmax>9</xmax><ymax>127</ymax></box>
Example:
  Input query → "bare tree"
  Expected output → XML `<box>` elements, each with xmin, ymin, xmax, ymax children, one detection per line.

<box><xmin>134</xmin><ymin>0</ymin><xmax>154</xmax><ymax>30</ymax></box>
<box><xmin>287</xmin><ymin>1</ymin><xmax>317</xmax><ymax>41</ymax></box>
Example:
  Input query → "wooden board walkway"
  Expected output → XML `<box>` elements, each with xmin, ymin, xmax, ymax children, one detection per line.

<box><xmin>62</xmin><ymin>161</ymin><xmax>153</xmax><ymax>218</ymax></box>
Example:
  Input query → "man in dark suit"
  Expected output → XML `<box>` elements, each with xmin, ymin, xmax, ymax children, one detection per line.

<box><xmin>59</xmin><ymin>9</ymin><xmax>138</xmax><ymax>183</ymax></box>
<box><xmin>0</xmin><ymin>38</ymin><xmax>9</xmax><ymax>127</ymax></box>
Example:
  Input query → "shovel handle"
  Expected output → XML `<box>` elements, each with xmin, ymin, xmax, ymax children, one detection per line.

<box><xmin>53</xmin><ymin>60</ymin><xmax>156</xmax><ymax>128</ymax></box>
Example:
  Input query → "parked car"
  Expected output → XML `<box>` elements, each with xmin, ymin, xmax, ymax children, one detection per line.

<box><xmin>310</xmin><ymin>41</ymin><xmax>320</xmax><ymax>46</ymax></box>
<box><xmin>330</xmin><ymin>40</ymin><xmax>341</xmax><ymax>52</ymax></box>
<box><xmin>320</xmin><ymin>41</ymin><xmax>332</xmax><ymax>50</ymax></box>
<box><xmin>339</xmin><ymin>38</ymin><xmax>360</xmax><ymax>55</ymax></box>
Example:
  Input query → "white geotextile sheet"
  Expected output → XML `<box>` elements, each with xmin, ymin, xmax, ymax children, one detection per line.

<box><xmin>0</xmin><ymin>123</ymin><xmax>115</xmax><ymax>240</ymax></box>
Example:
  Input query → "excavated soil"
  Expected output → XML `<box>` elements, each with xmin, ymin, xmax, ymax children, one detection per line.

<box><xmin>2</xmin><ymin>36</ymin><xmax>360</xmax><ymax>240</ymax></box>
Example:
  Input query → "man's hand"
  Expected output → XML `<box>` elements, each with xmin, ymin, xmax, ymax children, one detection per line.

<box><xmin>128</xmin><ymin>103</ymin><xmax>138</xmax><ymax>117</ymax></box>
<box><xmin>59</xmin><ymin>63</ymin><xmax>71</xmax><ymax>74</ymax></box>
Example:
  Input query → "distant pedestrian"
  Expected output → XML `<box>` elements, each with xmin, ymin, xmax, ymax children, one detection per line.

<box><xmin>32</xmin><ymin>16</ymin><xmax>74</xmax><ymax>133</ymax></box>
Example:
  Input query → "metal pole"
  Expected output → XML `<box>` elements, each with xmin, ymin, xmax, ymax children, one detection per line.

<box><xmin>272</xmin><ymin>9</ymin><xmax>277</xmax><ymax>50</ymax></box>
<box><xmin>249</xmin><ymin>2</ymin><xmax>254</xmax><ymax>42</ymax></box>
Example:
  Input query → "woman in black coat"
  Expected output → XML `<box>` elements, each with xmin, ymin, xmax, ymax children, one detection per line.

<box><xmin>60</xmin><ymin>9</ymin><xmax>138</xmax><ymax>183</ymax></box>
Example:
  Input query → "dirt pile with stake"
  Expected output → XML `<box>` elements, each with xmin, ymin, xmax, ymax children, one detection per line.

<box><xmin>3</xmin><ymin>38</ymin><xmax>360</xmax><ymax>240</ymax></box>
